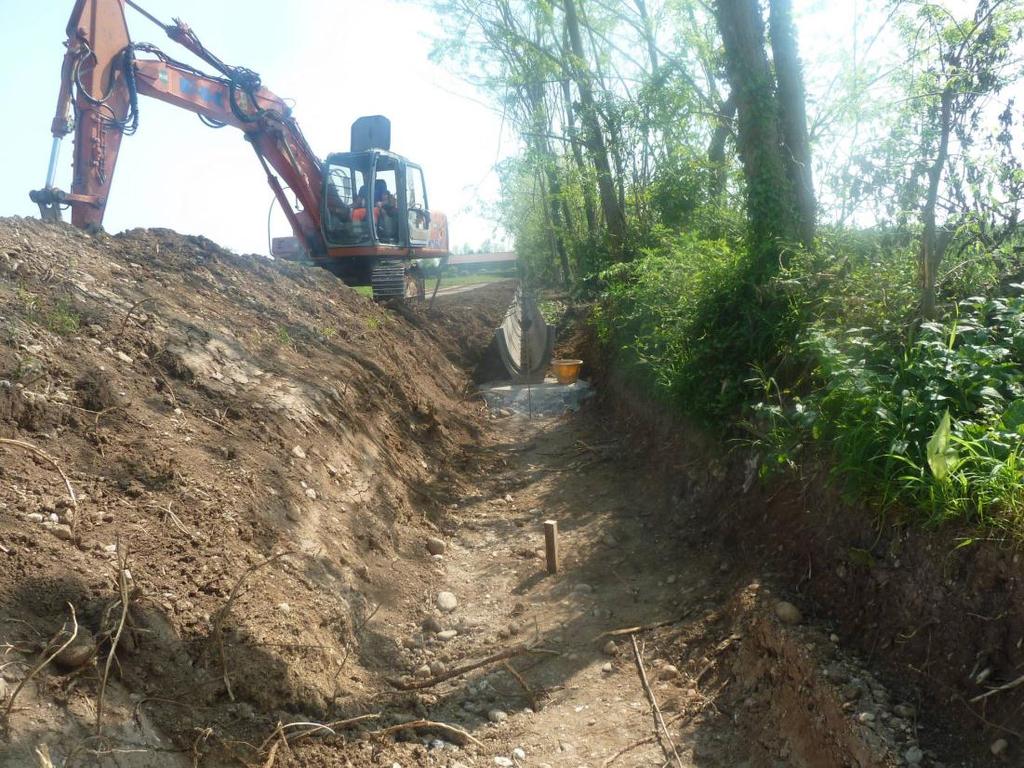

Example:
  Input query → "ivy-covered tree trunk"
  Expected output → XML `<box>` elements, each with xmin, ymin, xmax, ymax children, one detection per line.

<box><xmin>715</xmin><ymin>0</ymin><xmax>807</xmax><ymax>267</ymax></box>
<box><xmin>768</xmin><ymin>0</ymin><xmax>815</xmax><ymax>248</ymax></box>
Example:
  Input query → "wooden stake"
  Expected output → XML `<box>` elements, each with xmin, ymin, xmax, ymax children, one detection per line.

<box><xmin>544</xmin><ymin>520</ymin><xmax>559</xmax><ymax>574</ymax></box>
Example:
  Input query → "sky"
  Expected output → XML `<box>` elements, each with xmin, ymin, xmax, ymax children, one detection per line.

<box><xmin>0</xmin><ymin>0</ymin><xmax>515</xmax><ymax>255</ymax></box>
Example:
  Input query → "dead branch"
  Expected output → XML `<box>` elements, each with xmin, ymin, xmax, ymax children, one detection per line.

<box><xmin>260</xmin><ymin>733</ymin><xmax>284</xmax><ymax>768</ymax></box>
<box><xmin>970</xmin><ymin>672</ymin><xmax>1024</xmax><ymax>704</ymax></box>
<box><xmin>96</xmin><ymin>538</ymin><xmax>131</xmax><ymax>736</ymax></box>
<box><xmin>212</xmin><ymin>551</ymin><xmax>292</xmax><ymax>701</ymax></box>
<box><xmin>0</xmin><ymin>439</ymin><xmax>79</xmax><ymax>538</ymax></box>
<box><xmin>3</xmin><ymin>603</ymin><xmax>79</xmax><ymax>729</ymax></box>
<box><xmin>630</xmin><ymin>634</ymin><xmax>683</xmax><ymax>768</ymax></box>
<box><xmin>387</xmin><ymin>642</ymin><xmax>533</xmax><ymax>690</ymax></box>
<box><xmin>372</xmin><ymin>719</ymin><xmax>483</xmax><ymax>748</ymax></box>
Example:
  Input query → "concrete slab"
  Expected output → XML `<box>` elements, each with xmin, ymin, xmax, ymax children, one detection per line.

<box><xmin>479</xmin><ymin>378</ymin><xmax>594</xmax><ymax>417</ymax></box>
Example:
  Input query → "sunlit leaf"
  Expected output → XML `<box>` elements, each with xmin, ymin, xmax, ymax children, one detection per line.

<box><xmin>926</xmin><ymin>410</ymin><xmax>958</xmax><ymax>481</ymax></box>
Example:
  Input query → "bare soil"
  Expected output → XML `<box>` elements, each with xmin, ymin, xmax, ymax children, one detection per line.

<box><xmin>0</xmin><ymin>219</ymin><xmax>979</xmax><ymax>767</ymax></box>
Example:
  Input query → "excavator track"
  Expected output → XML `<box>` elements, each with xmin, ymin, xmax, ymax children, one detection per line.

<box><xmin>371</xmin><ymin>260</ymin><xmax>407</xmax><ymax>301</ymax></box>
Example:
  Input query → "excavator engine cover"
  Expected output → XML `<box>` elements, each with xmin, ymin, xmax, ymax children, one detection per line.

<box><xmin>351</xmin><ymin>115</ymin><xmax>391</xmax><ymax>152</ymax></box>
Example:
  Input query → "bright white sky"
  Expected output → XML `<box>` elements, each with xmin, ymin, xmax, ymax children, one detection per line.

<box><xmin>0</xmin><ymin>0</ymin><xmax>516</xmax><ymax>255</ymax></box>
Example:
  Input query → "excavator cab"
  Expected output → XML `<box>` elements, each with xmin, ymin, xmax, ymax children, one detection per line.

<box><xmin>315</xmin><ymin>116</ymin><xmax>444</xmax><ymax>299</ymax></box>
<box><xmin>321</xmin><ymin>150</ymin><xmax>431</xmax><ymax>250</ymax></box>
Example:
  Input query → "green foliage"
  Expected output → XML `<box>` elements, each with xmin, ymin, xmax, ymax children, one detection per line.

<box><xmin>599</xmin><ymin>222</ymin><xmax>1024</xmax><ymax>537</ymax></box>
<box><xmin>595</xmin><ymin>230</ymin><xmax>795</xmax><ymax>419</ymax></box>
<box><xmin>772</xmin><ymin>290</ymin><xmax>1024</xmax><ymax>536</ymax></box>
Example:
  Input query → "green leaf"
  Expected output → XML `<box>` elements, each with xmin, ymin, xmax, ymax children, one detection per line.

<box><xmin>1001</xmin><ymin>400</ymin><xmax>1024</xmax><ymax>433</ymax></box>
<box><xmin>926</xmin><ymin>409</ymin><xmax>958</xmax><ymax>481</ymax></box>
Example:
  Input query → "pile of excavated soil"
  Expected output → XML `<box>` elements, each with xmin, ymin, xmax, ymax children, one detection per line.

<box><xmin>0</xmin><ymin>218</ymin><xmax>510</xmax><ymax>766</ymax></box>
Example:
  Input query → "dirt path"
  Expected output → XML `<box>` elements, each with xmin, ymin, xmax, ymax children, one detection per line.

<box><xmin>357</xmin><ymin>409</ymin><xmax>741</xmax><ymax>767</ymax></box>
<box><xmin>355</xmin><ymin>399</ymin><xmax>935</xmax><ymax>768</ymax></box>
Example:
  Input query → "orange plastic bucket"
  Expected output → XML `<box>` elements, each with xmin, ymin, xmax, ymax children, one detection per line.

<box><xmin>551</xmin><ymin>359</ymin><xmax>583</xmax><ymax>385</ymax></box>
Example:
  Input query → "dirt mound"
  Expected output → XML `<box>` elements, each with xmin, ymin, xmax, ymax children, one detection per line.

<box><xmin>0</xmin><ymin>218</ymin><xmax>503</xmax><ymax>765</ymax></box>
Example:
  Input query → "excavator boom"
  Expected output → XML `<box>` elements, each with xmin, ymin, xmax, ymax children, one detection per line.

<box><xmin>31</xmin><ymin>0</ymin><xmax>451</xmax><ymax>298</ymax></box>
<box><xmin>32</xmin><ymin>0</ymin><xmax>325</xmax><ymax>254</ymax></box>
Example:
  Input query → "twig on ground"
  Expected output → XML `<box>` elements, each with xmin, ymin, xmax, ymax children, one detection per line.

<box><xmin>387</xmin><ymin>642</ymin><xmax>534</xmax><ymax>690</ymax></box>
<box><xmin>353</xmin><ymin>601</ymin><xmax>382</xmax><ymax>634</ymax></box>
<box><xmin>630</xmin><ymin>634</ymin><xmax>684</xmax><ymax>768</ymax></box>
<box><xmin>198</xmin><ymin>412</ymin><xmax>237</xmax><ymax>435</ymax></box>
<box><xmin>157</xmin><ymin>502</ymin><xmax>201</xmax><ymax>542</ymax></box>
<box><xmin>502</xmin><ymin>660</ymin><xmax>538</xmax><ymax>710</ymax></box>
<box><xmin>3</xmin><ymin>603</ymin><xmax>79</xmax><ymax>729</ymax></box>
<box><xmin>602</xmin><ymin>711</ymin><xmax>690</xmax><ymax>767</ymax></box>
<box><xmin>0</xmin><ymin>439</ymin><xmax>79</xmax><ymax>538</ymax></box>
<box><xmin>145</xmin><ymin>359</ymin><xmax>178</xmax><ymax>409</ymax></box>
<box><xmin>694</xmin><ymin>634</ymin><xmax>740</xmax><ymax>685</ymax></box>
<box><xmin>596</xmin><ymin>610</ymin><xmax>695</xmax><ymax>640</ymax></box>
<box><xmin>34</xmin><ymin>743</ymin><xmax>54</xmax><ymax>768</ymax></box>
<box><xmin>260</xmin><ymin>733</ymin><xmax>285</xmax><ymax>768</ymax></box>
<box><xmin>970</xmin><ymin>672</ymin><xmax>1024</xmax><ymax>704</ymax></box>
<box><xmin>96</xmin><ymin>538</ymin><xmax>131</xmax><ymax>736</ymax></box>
<box><xmin>212</xmin><ymin>551</ymin><xmax>292</xmax><ymax>701</ymax></box>
<box><xmin>260</xmin><ymin>713</ymin><xmax>381</xmax><ymax>750</ymax></box>
<box><xmin>372</xmin><ymin>719</ymin><xmax>483</xmax><ymax>748</ymax></box>
<box><xmin>116</xmin><ymin>297</ymin><xmax>157</xmax><ymax>339</ymax></box>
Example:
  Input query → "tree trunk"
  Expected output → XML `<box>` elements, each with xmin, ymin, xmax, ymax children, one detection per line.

<box><xmin>708</xmin><ymin>91</ymin><xmax>737</xmax><ymax>198</ymax></box>
<box><xmin>768</xmin><ymin>0</ymin><xmax>816</xmax><ymax>248</ymax></box>
<box><xmin>561</xmin><ymin>78</ymin><xmax>598</xmax><ymax>233</ymax></box>
<box><xmin>563</xmin><ymin>0</ymin><xmax>628</xmax><ymax>256</ymax></box>
<box><xmin>635</xmin><ymin>0</ymin><xmax>660</xmax><ymax>75</ymax></box>
<box><xmin>919</xmin><ymin>87</ymin><xmax>954</xmax><ymax>319</ymax></box>
<box><xmin>715</xmin><ymin>0</ymin><xmax>798</xmax><ymax>265</ymax></box>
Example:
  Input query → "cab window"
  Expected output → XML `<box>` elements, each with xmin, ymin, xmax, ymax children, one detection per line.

<box><xmin>373</xmin><ymin>157</ymin><xmax>400</xmax><ymax>244</ymax></box>
<box><xmin>406</xmin><ymin>165</ymin><xmax>430</xmax><ymax>245</ymax></box>
<box><xmin>323</xmin><ymin>157</ymin><xmax>370</xmax><ymax>245</ymax></box>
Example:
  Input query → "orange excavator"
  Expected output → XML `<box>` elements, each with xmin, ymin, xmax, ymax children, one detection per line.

<box><xmin>29</xmin><ymin>0</ymin><xmax>449</xmax><ymax>299</ymax></box>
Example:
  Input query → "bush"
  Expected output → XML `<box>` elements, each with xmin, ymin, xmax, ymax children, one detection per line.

<box><xmin>598</xmin><ymin>225</ymin><xmax>1024</xmax><ymax>537</ymax></box>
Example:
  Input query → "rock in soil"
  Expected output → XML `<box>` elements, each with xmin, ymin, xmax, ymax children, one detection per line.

<box><xmin>774</xmin><ymin>600</ymin><xmax>803</xmax><ymax>625</ymax></box>
<box><xmin>658</xmin><ymin>663</ymin><xmax>680</xmax><ymax>681</ymax></box>
<box><xmin>904</xmin><ymin>746</ymin><xmax>923</xmax><ymax>764</ymax></box>
<box><xmin>422</xmin><ymin>616</ymin><xmax>443</xmax><ymax>634</ymax></box>
<box><xmin>426</xmin><ymin>536</ymin><xmax>447</xmax><ymax>555</ymax></box>
<box><xmin>436</xmin><ymin>591</ymin><xmax>458</xmax><ymax>612</ymax></box>
<box><xmin>487</xmin><ymin>709</ymin><xmax>508</xmax><ymax>723</ymax></box>
<box><xmin>54</xmin><ymin>630</ymin><xmax>96</xmax><ymax>670</ymax></box>
<box><xmin>991</xmin><ymin>738</ymin><xmax>1009</xmax><ymax>756</ymax></box>
<box><xmin>602</xmin><ymin>640</ymin><xmax>618</xmax><ymax>656</ymax></box>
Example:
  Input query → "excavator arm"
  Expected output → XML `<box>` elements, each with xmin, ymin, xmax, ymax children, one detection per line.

<box><xmin>30</xmin><ymin>0</ymin><xmax>327</xmax><ymax>255</ymax></box>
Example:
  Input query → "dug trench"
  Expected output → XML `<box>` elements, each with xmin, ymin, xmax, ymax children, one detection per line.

<box><xmin>0</xmin><ymin>217</ymin><xmax>984</xmax><ymax>767</ymax></box>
